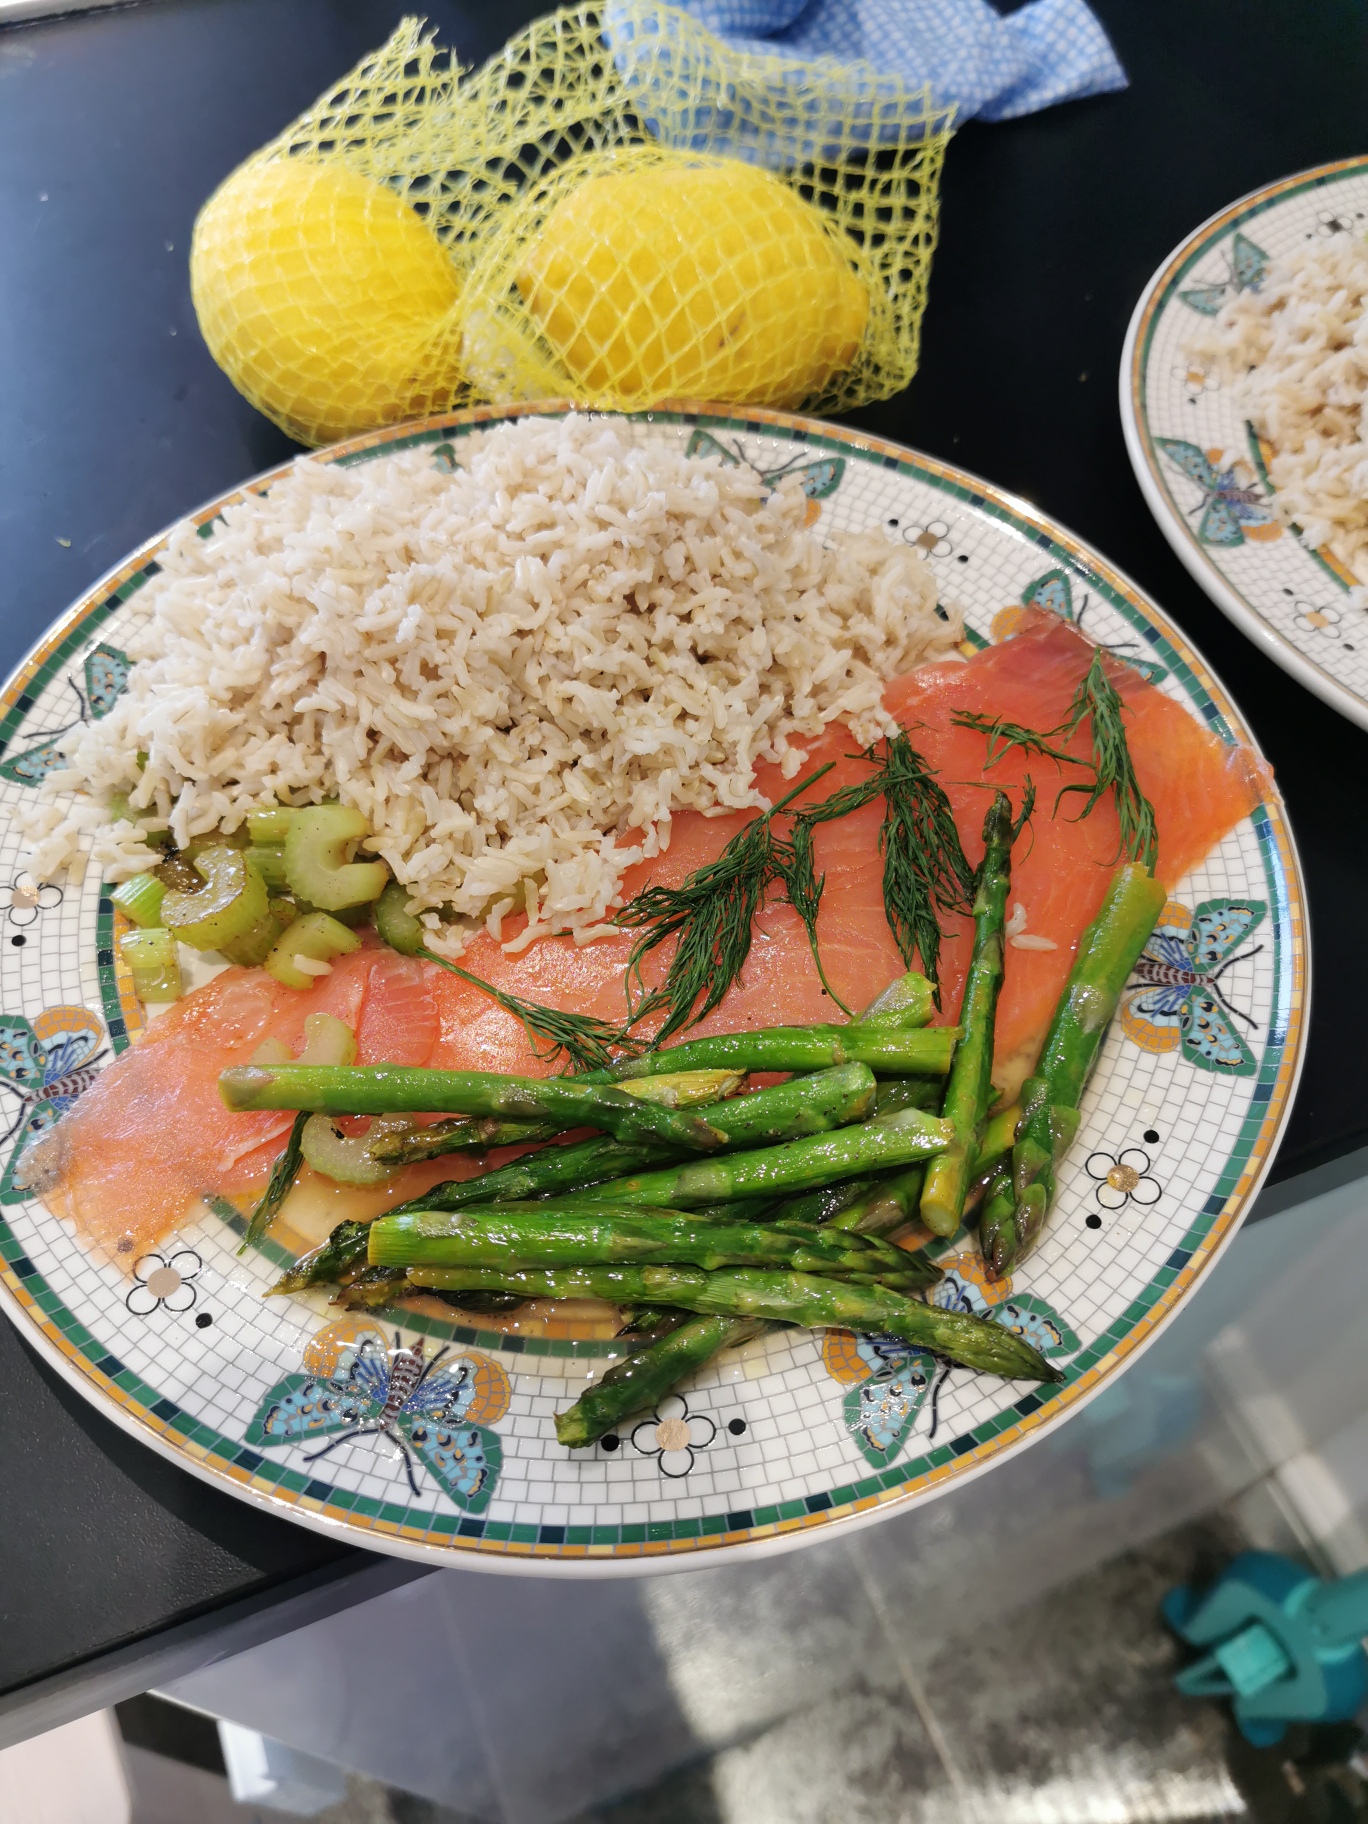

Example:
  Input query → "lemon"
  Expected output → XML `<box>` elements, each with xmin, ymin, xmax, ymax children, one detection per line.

<box><xmin>516</xmin><ymin>161</ymin><xmax>868</xmax><ymax>409</ymax></box>
<box><xmin>190</xmin><ymin>159</ymin><xmax>464</xmax><ymax>446</ymax></box>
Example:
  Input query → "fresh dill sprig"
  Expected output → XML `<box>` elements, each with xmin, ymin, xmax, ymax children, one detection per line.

<box><xmin>613</xmin><ymin>727</ymin><xmax>982</xmax><ymax>1037</ymax></box>
<box><xmin>952</xmin><ymin>650</ymin><xmax>1158</xmax><ymax>875</ymax></box>
<box><xmin>421</xmin><ymin>953</ymin><xmax>631</xmax><ymax>1075</ymax></box>
<box><xmin>1058</xmin><ymin>652</ymin><xmax>1158</xmax><ymax>874</ymax></box>
<box><xmin>614</xmin><ymin>765</ymin><xmax>835</xmax><ymax>1046</ymax></box>
<box><xmin>950</xmin><ymin>711</ymin><xmax>1087</xmax><ymax>773</ymax></box>
<box><xmin>786</xmin><ymin>733</ymin><xmax>976</xmax><ymax>1007</ymax></box>
<box><xmin>774</xmin><ymin>818</ymin><xmax>853</xmax><ymax>1016</ymax></box>
<box><xmin>874</xmin><ymin>734</ymin><xmax>977</xmax><ymax>997</ymax></box>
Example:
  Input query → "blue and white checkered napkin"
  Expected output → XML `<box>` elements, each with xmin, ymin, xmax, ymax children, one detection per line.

<box><xmin>610</xmin><ymin>0</ymin><xmax>1126</xmax><ymax>138</ymax></box>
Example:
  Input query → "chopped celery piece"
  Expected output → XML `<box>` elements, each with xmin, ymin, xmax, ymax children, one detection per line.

<box><xmin>298</xmin><ymin>1012</ymin><xmax>358</xmax><ymax>1066</ymax></box>
<box><xmin>111</xmin><ymin>872</ymin><xmax>166</xmax><ymax>930</ymax></box>
<box><xmin>284</xmin><ymin>806</ymin><xmax>389</xmax><ymax>911</ymax></box>
<box><xmin>247</xmin><ymin>806</ymin><xmax>299</xmax><ymax>844</ymax></box>
<box><xmin>246</xmin><ymin>844</ymin><xmax>289</xmax><ymax>891</ymax></box>
<box><xmin>218</xmin><ymin>871</ymin><xmax>297</xmax><ymax>966</ymax></box>
<box><xmin>291</xmin><ymin>894</ymin><xmax>373</xmax><ymax>928</ymax></box>
<box><xmin>185</xmin><ymin>827</ymin><xmax>248</xmax><ymax>856</ymax></box>
<box><xmin>253</xmin><ymin>1014</ymin><xmax>356</xmax><ymax>1068</ymax></box>
<box><xmin>264</xmin><ymin>911</ymin><xmax>362</xmax><ymax>989</ymax></box>
<box><xmin>119</xmin><ymin>928</ymin><xmax>182</xmax><ymax>1001</ymax></box>
<box><xmin>154</xmin><ymin>851</ymin><xmax>201</xmax><ymax>893</ymax></box>
<box><xmin>219</xmin><ymin>905</ymin><xmax>291</xmax><ymax>967</ymax></box>
<box><xmin>106</xmin><ymin>793</ymin><xmax>171</xmax><ymax>844</ymax></box>
<box><xmin>300</xmin><ymin>1114</ymin><xmax>400</xmax><ymax>1185</ymax></box>
<box><xmin>374</xmin><ymin>880</ymin><xmax>424</xmax><ymax>956</ymax></box>
<box><xmin>161</xmin><ymin>846</ymin><xmax>269</xmax><ymax>951</ymax></box>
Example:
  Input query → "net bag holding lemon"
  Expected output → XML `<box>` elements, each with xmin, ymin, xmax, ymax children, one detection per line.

<box><xmin>190</xmin><ymin>4</ymin><xmax>952</xmax><ymax>446</ymax></box>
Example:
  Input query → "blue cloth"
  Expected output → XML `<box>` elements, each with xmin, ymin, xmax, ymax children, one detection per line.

<box><xmin>608</xmin><ymin>0</ymin><xmax>1126</xmax><ymax>145</ymax></box>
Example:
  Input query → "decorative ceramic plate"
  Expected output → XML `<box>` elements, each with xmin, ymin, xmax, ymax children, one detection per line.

<box><xmin>1122</xmin><ymin>156</ymin><xmax>1368</xmax><ymax>730</ymax></box>
<box><xmin>0</xmin><ymin>404</ymin><xmax>1306</xmax><ymax>1574</ymax></box>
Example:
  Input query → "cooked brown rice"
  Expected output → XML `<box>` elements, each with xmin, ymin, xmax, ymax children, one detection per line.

<box><xmin>36</xmin><ymin>415</ymin><xmax>957</xmax><ymax>948</ymax></box>
<box><xmin>1188</xmin><ymin>231</ymin><xmax>1368</xmax><ymax>580</ymax></box>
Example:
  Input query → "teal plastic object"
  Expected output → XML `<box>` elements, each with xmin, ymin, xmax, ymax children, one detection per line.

<box><xmin>1163</xmin><ymin>1551</ymin><xmax>1368</xmax><ymax>1747</ymax></box>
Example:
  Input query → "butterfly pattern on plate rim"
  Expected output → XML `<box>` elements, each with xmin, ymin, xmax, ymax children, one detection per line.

<box><xmin>823</xmin><ymin>1253</ymin><xmax>1079</xmax><ymax>1469</ymax></box>
<box><xmin>1178</xmin><ymin>231</ymin><xmax>1270</xmax><ymax>316</ymax></box>
<box><xmin>0</xmin><ymin>643</ymin><xmax>131</xmax><ymax>787</ymax></box>
<box><xmin>1241</xmin><ymin>424</ymin><xmax>1363</xmax><ymax>596</ymax></box>
<box><xmin>245</xmin><ymin>1319</ymin><xmax>511</xmax><ymax>1512</ymax></box>
<box><xmin>1122</xmin><ymin>898</ymin><xmax>1267</xmax><ymax>1075</ymax></box>
<box><xmin>0</xmin><ymin>1005</ymin><xmax>107</xmax><ymax>1203</ymax></box>
<box><xmin>990</xmin><ymin>566</ymin><xmax>1168</xmax><ymax>684</ymax></box>
<box><xmin>1153</xmin><ymin>439</ymin><xmax>1281</xmax><ymax>549</ymax></box>
<box><xmin>684</xmin><ymin>427</ymin><xmax>844</xmax><ymax>524</ymax></box>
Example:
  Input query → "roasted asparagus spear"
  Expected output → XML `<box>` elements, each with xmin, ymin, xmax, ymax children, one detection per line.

<box><xmin>220</xmin><ymin>1063</ymin><xmax>728</xmax><ymax>1153</ymax></box>
<box><xmin>368</xmin><ymin>1205</ymin><xmax>940</xmax><ymax>1290</ymax></box>
<box><xmin>556</xmin><ymin>1316</ymin><xmax>766</xmax><ymax>1447</ymax></box>
<box><xmin>920</xmin><ymin>790</ymin><xmax>1014</xmax><ymax>1237</ymax></box>
<box><xmin>980</xmin><ymin>863</ymin><xmax>1166</xmax><ymax>1275</ymax></box>
<box><xmin>403</xmin><ymin>1265</ymin><xmax>1061</xmax><ymax>1382</ymax></box>
<box><xmin>580</xmin><ymin>1107</ymin><xmax>953</xmax><ymax>1209</ymax></box>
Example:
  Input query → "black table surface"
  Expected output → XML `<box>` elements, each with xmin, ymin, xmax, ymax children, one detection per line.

<box><xmin>2</xmin><ymin>0</ymin><xmax>1366</xmax><ymax>1729</ymax></box>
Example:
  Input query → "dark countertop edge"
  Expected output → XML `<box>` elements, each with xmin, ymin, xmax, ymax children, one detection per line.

<box><xmin>1248</xmin><ymin>1141</ymin><xmax>1368</xmax><ymax>1225</ymax></box>
<box><xmin>0</xmin><ymin>1549</ymin><xmax>429</xmax><ymax>1750</ymax></box>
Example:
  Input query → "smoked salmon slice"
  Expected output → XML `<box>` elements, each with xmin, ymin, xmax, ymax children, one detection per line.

<box><xmin>883</xmin><ymin>608</ymin><xmax>1272</xmax><ymax>1090</ymax></box>
<box><xmin>38</xmin><ymin>608</ymin><xmax>1270</xmax><ymax>1258</ymax></box>
<box><xmin>31</xmin><ymin>942</ymin><xmax>448</xmax><ymax>1257</ymax></box>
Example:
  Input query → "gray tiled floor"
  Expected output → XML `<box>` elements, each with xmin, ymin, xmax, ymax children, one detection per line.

<box><xmin>909</xmin><ymin>1520</ymin><xmax>1245</xmax><ymax>1823</ymax></box>
<box><xmin>134</xmin><ymin>1513</ymin><xmax>1259</xmax><ymax>1824</ymax></box>
<box><xmin>637</xmin><ymin>1535</ymin><xmax>905</xmax><ymax>1748</ymax></box>
<box><xmin>569</xmin><ymin>1518</ymin><xmax>1248</xmax><ymax>1824</ymax></box>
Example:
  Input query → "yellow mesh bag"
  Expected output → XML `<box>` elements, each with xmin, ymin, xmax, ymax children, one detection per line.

<box><xmin>190</xmin><ymin>5</ymin><xmax>952</xmax><ymax>447</ymax></box>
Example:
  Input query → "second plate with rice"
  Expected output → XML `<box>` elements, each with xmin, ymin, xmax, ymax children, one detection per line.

<box><xmin>1121</xmin><ymin>155</ymin><xmax>1368</xmax><ymax>730</ymax></box>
